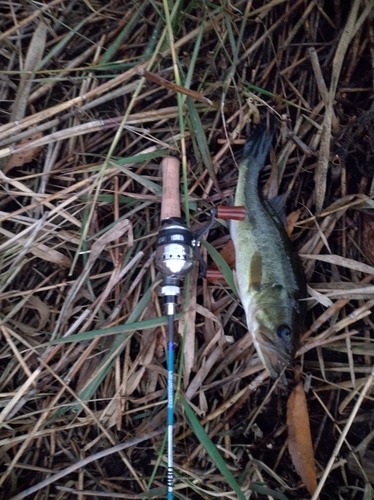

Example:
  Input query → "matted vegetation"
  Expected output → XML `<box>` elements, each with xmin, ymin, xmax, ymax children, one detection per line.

<box><xmin>1</xmin><ymin>1</ymin><xmax>374</xmax><ymax>499</ymax></box>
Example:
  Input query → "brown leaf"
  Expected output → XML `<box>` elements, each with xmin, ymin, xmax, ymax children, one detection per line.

<box><xmin>26</xmin><ymin>295</ymin><xmax>50</xmax><ymax>330</ymax></box>
<box><xmin>287</xmin><ymin>382</ymin><xmax>319</xmax><ymax>498</ymax></box>
<box><xmin>5</xmin><ymin>132</ymin><xmax>44</xmax><ymax>173</ymax></box>
<box><xmin>31</xmin><ymin>242</ymin><xmax>72</xmax><ymax>268</ymax></box>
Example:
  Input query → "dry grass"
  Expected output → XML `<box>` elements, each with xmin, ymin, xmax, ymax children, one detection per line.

<box><xmin>1</xmin><ymin>1</ymin><xmax>374</xmax><ymax>499</ymax></box>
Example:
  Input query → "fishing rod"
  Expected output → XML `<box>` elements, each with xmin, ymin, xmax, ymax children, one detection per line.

<box><xmin>154</xmin><ymin>157</ymin><xmax>246</xmax><ymax>498</ymax></box>
<box><xmin>155</xmin><ymin>156</ymin><xmax>195</xmax><ymax>500</ymax></box>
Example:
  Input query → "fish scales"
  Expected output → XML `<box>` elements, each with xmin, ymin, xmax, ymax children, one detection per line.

<box><xmin>231</xmin><ymin>123</ymin><xmax>306</xmax><ymax>378</ymax></box>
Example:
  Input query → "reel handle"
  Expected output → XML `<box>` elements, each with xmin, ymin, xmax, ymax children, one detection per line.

<box><xmin>160</xmin><ymin>156</ymin><xmax>181</xmax><ymax>220</ymax></box>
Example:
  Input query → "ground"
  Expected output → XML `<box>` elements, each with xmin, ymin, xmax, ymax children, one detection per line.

<box><xmin>1</xmin><ymin>1</ymin><xmax>374</xmax><ymax>499</ymax></box>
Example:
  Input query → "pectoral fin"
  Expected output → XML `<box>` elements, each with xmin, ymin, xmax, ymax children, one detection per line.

<box><xmin>249</xmin><ymin>252</ymin><xmax>262</xmax><ymax>291</ymax></box>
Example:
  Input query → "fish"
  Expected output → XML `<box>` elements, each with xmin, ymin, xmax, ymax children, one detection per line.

<box><xmin>230</xmin><ymin>122</ymin><xmax>306</xmax><ymax>378</ymax></box>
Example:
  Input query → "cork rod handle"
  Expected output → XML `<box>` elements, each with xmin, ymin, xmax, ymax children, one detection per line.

<box><xmin>160</xmin><ymin>156</ymin><xmax>181</xmax><ymax>220</ymax></box>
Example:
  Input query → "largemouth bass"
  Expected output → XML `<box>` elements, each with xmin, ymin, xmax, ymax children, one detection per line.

<box><xmin>231</xmin><ymin>123</ymin><xmax>306</xmax><ymax>378</ymax></box>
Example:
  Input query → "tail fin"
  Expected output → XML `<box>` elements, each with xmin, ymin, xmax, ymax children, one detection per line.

<box><xmin>241</xmin><ymin>122</ymin><xmax>274</xmax><ymax>170</ymax></box>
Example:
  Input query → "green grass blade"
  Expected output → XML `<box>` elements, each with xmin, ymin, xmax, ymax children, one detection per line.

<box><xmin>201</xmin><ymin>239</ymin><xmax>238</xmax><ymax>297</ymax></box>
<box><xmin>99</xmin><ymin>1</ymin><xmax>147</xmax><ymax>64</ymax></box>
<box><xmin>112</xmin><ymin>161</ymin><xmax>162</xmax><ymax>195</ymax></box>
<box><xmin>77</xmin><ymin>274</ymin><xmax>163</xmax><ymax>404</ymax></box>
<box><xmin>50</xmin><ymin>313</ymin><xmax>183</xmax><ymax>344</ymax></box>
<box><xmin>37</xmin><ymin>19</ymin><xmax>87</xmax><ymax>69</ymax></box>
<box><xmin>182</xmin><ymin>396</ymin><xmax>246</xmax><ymax>500</ymax></box>
<box><xmin>110</xmin><ymin>149</ymin><xmax>170</xmax><ymax>165</ymax></box>
<box><xmin>182</xmin><ymin>396</ymin><xmax>289</xmax><ymax>500</ymax></box>
<box><xmin>186</xmin><ymin>97</ymin><xmax>216</xmax><ymax>183</ymax></box>
<box><xmin>182</xmin><ymin>23</ymin><xmax>203</xmax><ymax>95</ymax></box>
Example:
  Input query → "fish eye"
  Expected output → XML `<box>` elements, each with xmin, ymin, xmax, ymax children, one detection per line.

<box><xmin>276</xmin><ymin>324</ymin><xmax>291</xmax><ymax>340</ymax></box>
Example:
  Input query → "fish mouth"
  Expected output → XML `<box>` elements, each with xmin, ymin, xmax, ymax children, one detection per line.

<box><xmin>260</xmin><ymin>348</ymin><xmax>289</xmax><ymax>378</ymax></box>
<box><xmin>252</xmin><ymin>325</ymin><xmax>295</xmax><ymax>378</ymax></box>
